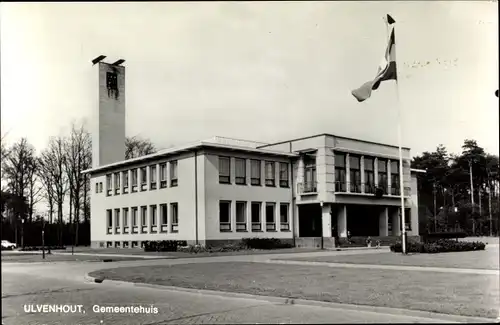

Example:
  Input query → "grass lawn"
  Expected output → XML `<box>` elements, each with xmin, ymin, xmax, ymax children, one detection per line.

<box><xmin>89</xmin><ymin>261</ymin><xmax>499</xmax><ymax>319</ymax></box>
<box><xmin>1</xmin><ymin>253</ymin><xmax>142</xmax><ymax>263</ymax></box>
<box><xmin>278</xmin><ymin>247</ymin><xmax>499</xmax><ymax>270</ymax></box>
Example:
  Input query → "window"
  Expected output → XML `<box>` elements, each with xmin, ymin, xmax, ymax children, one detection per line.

<box><xmin>280</xmin><ymin>203</ymin><xmax>290</xmax><ymax>231</ymax></box>
<box><xmin>219</xmin><ymin>157</ymin><xmax>231</xmax><ymax>184</ymax></box>
<box><xmin>106</xmin><ymin>209</ymin><xmax>112</xmax><ymax>233</ymax></box>
<box><xmin>219</xmin><ymin>201</ymin><xmax>232</xmax><ymax>231</ymax></box>
<box><xmin>335</xmin><ymin>153</ymin><xmax>346</xmax><ymax>192</ymax></box>
<box><xmin>250</xmin><ymin>160</ymin><xmax>261</xmax><ymax>186</ymax></box>
<box><xmin>160</xmin><ymin>163</ymin><xmax>167</xmax><ymax>188</ymax></box>
<box><xmin>150</xmin><ymin>205</ymin><xmax>157</xmax><ymax>227</ymax></box>
<box><xmin>265</xmin><ymin>203</ymin><xmax>276</xmax><ymax>231</ymax></box>
<box><xmin>114</xmin><ymin>173</ymin><xmax>120</xmax><ymax>194</ymax></box>
<box><xmin>123</xmin><ymin>208</ymin><xmax>129</xmax><ymax>227</ymax></box>
<box><xmin>405</xmin><ymin>208</ymin><xmax>412</xmax><ymax>231</ymax></box>
<box><xmin>304</xmin><ymin>155</ymin><xmax>317</xmax><ymax>192</ymax></box>
<box><xmin>132</xmin><ymin>207</ymin><xmax>138</xmax><ymax>227</ymax></box>
<box><xmin>279</xmin><ymin>163</ymin><xmax>289</xmax><ymax>187</ymax></box>
<box><xmin>390</xmin><ymin>160</ymin><xmax>400</xmax><ymax>195</ymax></box>
<box><xmin>378</xmin><ymin>159</ymin><xmax>388</xmax><ymax>194</ymax></box>
<box><xmin>150</xmin><ymin>165</ymin><xmax>157</xmax><ymax>190</ymax></box>
<box><xmin>95</xmin><ymin>182</ymin><xmax>99</xmax><ymax>194</ymax></box>
<box><xmin>236</xmin><ymin>201</ymin><xmax>247</xmax><ymax>231</ymax></box>
<box><xmin>160</xmin><ymin>204</ymin><xmax>168</xmax><ymax>225</ymax></box>
<box><xmin>364</xmin><ymin>157</ymin><xmax>375</xmax><ymax>193</ymax></box>
<box><xmin>235</xmin><ymin>158</ymin><xmax>246</xmax><ymax>185</ymax></box>
<box><xmin>170</xmin><ymin>161</ymin><xmax>178</xmax><ymax>187</ymax></box>
<box><xmin>106</xmin><ymin>174</ymin><xmax>112</xmax><ymax>195</ymax></box>
<box><xmin>141</xmin><ymin>206</ymin><xmax>147</xmax><ymax>229</ymax></box>
<box><xmin>123</xmin><ymin>171</ymin><xmax>129</xmax><ymax>193</ymax></box>
<box><xmin>265</xmin><ymin>161</ymin><xmax>275</xmax><ymax>187</ymax></box>
<box><xmin>106</xmin><ymin>72</ymin><xmax>118</xmax><ymax>90</ymax></box>
<box><xmin>131</xmin><ymin>169</ymin><xmax>138</xmax><ymax>192</ymax></box>
<box><xmin>99</xmin><ymin>182</ymin><xmax>103</xmax><ymax>193</ymax></box>
<box><xmin>251</xmin><ymin>202</ymin><xmax>261</xmax><ymax>231</ymax></box>
<box><xmin>349</xmin><ymin>155</ymin><xmax>361</xmax><ymax>193</ymax></box>
<box><xmin>171</xmin><ymin>203</ymin><xmax>178</xmax><ymax>232</ymax></box>
<box><xmin>140</xmin><ymin>167</ymin><xmax>147</xmax><ymax>188</ymax></box>
<box><xmin>115</xmin><ymin>209</ymin><xmax>120</xmax><ymax>228</ymax></box>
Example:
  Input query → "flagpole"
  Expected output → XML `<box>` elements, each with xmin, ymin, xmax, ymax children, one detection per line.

<box><xmin>384</xmin><ymin>15</ymin><xmax>407</xmax><ymax>255</ymax></box>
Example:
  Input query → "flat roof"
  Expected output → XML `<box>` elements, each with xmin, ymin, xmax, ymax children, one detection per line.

<box><xmin>82</xmin><ymin>140</ymin><xmax>297</xmax><ymax>174</ymax></box>
<box><xmin>410</xmin><ymin>168</ymin><xmax>426</xmax><ymax>173</ymax></box>
<box><xmin>257</xmin><ymin>133</ymin><xmax>411</xmax><ymax>150</ymax></box>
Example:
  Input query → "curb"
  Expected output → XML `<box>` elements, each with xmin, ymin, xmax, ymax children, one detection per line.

<box><xmin>84</xmin><ymin>273</ymin><xmax>497</xmax><ymax>323</ymax></box>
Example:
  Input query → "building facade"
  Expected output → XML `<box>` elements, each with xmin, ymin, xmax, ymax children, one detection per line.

<box><xmin>84</xmin><ymin>59</ymin><xmax>423</xmax><ymax>248</ymax></box>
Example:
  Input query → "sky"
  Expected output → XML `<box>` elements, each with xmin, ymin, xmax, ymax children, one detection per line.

<box><xmin>1</xmin><ymin>1</ymin><xmax>498</xmax><ymax>161</ymax></box>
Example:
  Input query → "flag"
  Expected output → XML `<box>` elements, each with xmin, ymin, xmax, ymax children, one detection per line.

<box><xmin>352</xmin><ymin>15</ymin><xmax>398</xmax><ymax>102</ymax></box>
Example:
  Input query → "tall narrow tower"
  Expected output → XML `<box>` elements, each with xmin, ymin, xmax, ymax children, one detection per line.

<box><xmin>91</xmin><ymin>56</ymin><xmax>126</xmax><ymax>168</ymax></box>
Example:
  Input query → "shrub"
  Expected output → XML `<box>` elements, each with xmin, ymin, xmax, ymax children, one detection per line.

<box><xmin>422</xmin><ymin>232</ymin><xmax>467</xmax><ymax>243</ymax></box>
<box><xmin>20</xmin><ymin>246</ymin><xmax>66</xmax><ymax>251</ymax></box>
<box><xmin>390</xmin><ymin>239</ymin><xmax>486</xmax><ymax>254</ymax></box>
<box><xmin>143</xmin><ymin>240</ymin><xmax>187</xmax><ymax>252</ymax></box>
<box><xmin>241</xmin><ymin>238</ymin><xmax>293</xmax><ymax>250</ymax></box>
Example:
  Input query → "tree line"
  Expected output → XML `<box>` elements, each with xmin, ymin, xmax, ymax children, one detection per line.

<box><xmin>0</xmin><ymin>121</ymin><xmax>157</xmax><ymax>247</ymax></box>
<box><xmin>411</xmin><ymin>139</ymin><xmax>499</xmax><ymax>235</ymax></box>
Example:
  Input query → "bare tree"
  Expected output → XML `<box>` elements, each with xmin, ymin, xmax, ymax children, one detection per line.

<box><xmin>125</xmin><ymin>136</ymin><xmax>156</xmax><ymax>159</ymax></box>
<box><xmin>63</xmin><ymin>122</ymin><xmax>91</xmax><ymax>245</ymax></box>
<box><xmin>1</xmin><ymin>138</ymin><xmax>35</xmax><ymax>245</ymax></box>
<box><xmin>39</xmin><ymin>136</ymin><xmax>68</xmax><ymax>245</ymax></box>
<box><xmin>25</xmin><ymin>154</ymin><xmax>42</xmax><ymax>221</ymax></box>
<box><xmin>37</xmin><ymin>156</ymin><xmax>56</xmax><ymax>223</ymax></box>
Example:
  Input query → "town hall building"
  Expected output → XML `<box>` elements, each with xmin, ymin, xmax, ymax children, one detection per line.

<box><xmin>83</xmin><ymin>58</ymin><xmax>424</xmax><ymax>249</ymax></box>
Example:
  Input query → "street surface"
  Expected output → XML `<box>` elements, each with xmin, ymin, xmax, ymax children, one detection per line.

<box><xmin>1</xmin><ymin>249</ymin><xmax>494</xmax><ymax>324</ymax></box>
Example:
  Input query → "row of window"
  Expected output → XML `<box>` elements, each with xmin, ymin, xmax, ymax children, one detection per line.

<box><xmin>219</xmin><ymin>157</ymin><xmax>289</xmax><ymax>187</ymax></box>
<box><xmin>98</xmin><ymin>161</ymin><xmax>178</xmax><ymax>196</ymax></box>
<box><xmin>106</xmin><ymin>203</ymin><xmax>179</xmax><ymax>235</ymax></box>
<box><xmin>219</xmin><ymin>201</ymin><xmax>290</xmax><ymax>232</ymax></box>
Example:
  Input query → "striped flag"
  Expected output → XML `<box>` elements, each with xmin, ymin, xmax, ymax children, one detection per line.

<box><xmin>352</xmin><ymin>15</ymin><xmax>397</xmax><ymax>102</ymax></box>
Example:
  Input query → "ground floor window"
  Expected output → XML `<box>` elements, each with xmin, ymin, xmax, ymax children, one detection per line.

<box><xmin>251</xmin><ymin>202</ymin><xmax>261</xmax><ymax>231</ymax></box>
<box><xmin>280</xmin><ymin>203</ymin><xmax>290</xmax><ymax>231</ymax></box>
<box><xmin>236</xmin><ymin>201</ymin><xmax>247</xmax><ymax>232</ymax></box>
<box><xmin>266</xmin><ymin>203</ymin><xmax>276</xmax><ymax>231</ymax></box>
<box><xmin>219</xmin><ymin>201</ymin><xmax>231</xmax><ymax>231</ymax></box>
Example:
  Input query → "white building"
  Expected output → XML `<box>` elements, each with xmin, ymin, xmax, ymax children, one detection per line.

<box><xmin>84</xmin><ymin>59</ymin><xmax>424</xmax><ymax>249</ymax></box>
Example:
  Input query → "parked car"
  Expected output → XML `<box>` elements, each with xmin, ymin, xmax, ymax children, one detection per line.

<box><xmin>1</xmin><ymin>240</ymin><xmax>17</xmax><ymax>250</ymax></box>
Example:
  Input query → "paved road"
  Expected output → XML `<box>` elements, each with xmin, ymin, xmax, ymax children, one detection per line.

<box><xmin>1</xmin><ymin>250</ymin><xmax>493</xmax><ymax>324</ymax></box>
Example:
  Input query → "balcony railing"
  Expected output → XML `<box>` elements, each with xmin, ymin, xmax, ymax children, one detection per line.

<box><xmin>349</xmin><ymin>182</ymin><xmax>362</xmax><ymax>193</ymax></box>
<box><xmin>171</xmin><ymin>223</ymin><xmax>179</xmax><ymax>233</ymax></box>
<box><xmin>298</xmin><ymin>182</ymin><xmax>317</xmax><ymax>194</ymax></box>
<box><xmin>364</xmin><ymin>183</ymin><xmax>376</xmax><ymax>194</ymax></box>
<box><xmin>335</xmin><ymin>181</ymin><xmax>347</xmax><ymax>192</ymax></box>
<box><xmin>251</xmin><ymin>222</ymin><xmax>262</xmax><ymax>232</ymax></box>
<box><xmin>390</xmin><ymin>186</ymin><xmax>401</xmax><ymax>196</ymax></box>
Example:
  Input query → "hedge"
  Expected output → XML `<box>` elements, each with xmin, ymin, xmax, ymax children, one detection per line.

<box><xmin>143</xmin><ymin>240</ymin><xmax>187</xmax><ymax>252</ymax></box>
<box><xmin>390</xmin><ymin>239</ymin><xmax>486</xmax><ymax>254</ymax></box>
<box><xmin>422</xmin><ymin>232</ymin><xmax>467</xmax><ymax>243</ymax></box>
<box><xmin>241</xmin><ymin>238</ymin><xmax>293</xmax><ymax>250</ymax></box>
<box><xmin>19</xmin><ymin>246</ymin><xmax>66</xmax><ymax>251</ymax></box>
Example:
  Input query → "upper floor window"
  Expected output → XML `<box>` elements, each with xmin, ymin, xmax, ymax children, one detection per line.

<box><xmin>304</xmin><ymin>155</ymin><xmax>316</xmax><ymax>192</ymax></box>
<box><xmin>378</xmin><ymin>159</ymin><xmax>388</xmax><ymax>193</ymax></box>
<box><xmin>349</xmin><ymin>155</ymin><xmax>361</xmax><ymax>193</ymax></box>
<box><xmin>279</xmin><ymin>163</ymin><xmax>289</xmax><ymax>187</ymax></box>
<box><xmin>265</xmin><ymin>161</ymin><xmax>275</xmax><ymax>187</ymax></box>
<box><xmin>250</xmin><ymin>160</ymin><xmax>261</xmax><ymax>186</ymax></box>
<box><xmin>114</xmin><ymin>172</ymin><xmax>120</xmax><ymax>194</ymax></box>
<box><xmin>150</xmin><ymin>165</ymin><xmax>157</xmax><ymax>190</ymax></box>
<box><xmin>106</xmin><ymin>174</ymin><xmax>112</xmax><ymax>196</ymax></box>
<box><xmin>160</xmin><ymin>163</ymin><xmax>167</xmax><ymax>188</ymax></box>
<box><xmin>364</xmin><ymin>157</ymin><xmax>375</xmax><ymax>193</ymax></box>
<box><xmin>390</xmin><ymin>160</ymin><xmax>400</xmax><ymax>194</ymax></box>
<box><xmin>170</xmin><ymin>161</ymin><xmax>178</xmax><ymax>187</ymax></box>
<box><xmin>140</xmin><ymin>167</ymin><xmax>147</xmax><ymax>186</ymax></box>
<box><xmin>334</xmin><ymin>153</ymin><xmax>346</xmax><ymax>192</ymax></box>
<box><xmin>235</xmin><ymin>158</ymin><xmax>246</xmax><ymax>185</ymax></box>
<box><xmin>219</xmin><ymin>157</ymin><xmax>231</xmax><ymax>184</ymax></box>
<box><xmin>131</xmin><ymin>169</ymin><xmax>138</xmax><ymax>187</ymax></box>
<box><xmin>123</xmin><ymin>171</ymin><xmax>129</xmax><ymax>189</ymax></box>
